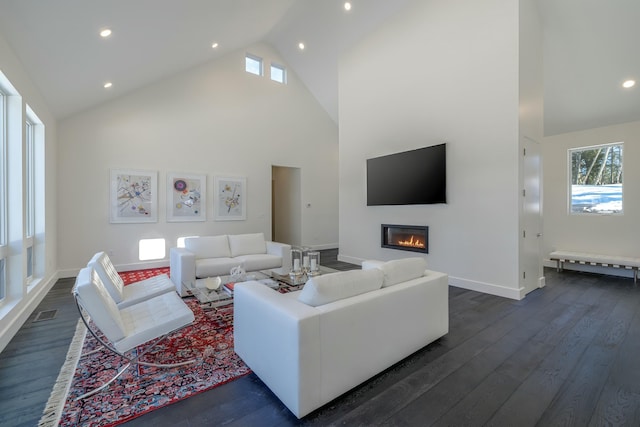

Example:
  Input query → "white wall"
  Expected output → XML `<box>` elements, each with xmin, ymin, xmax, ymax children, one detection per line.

<box><xmin>57</xmin><ymin>43</ymin><xmax>338</xmax><ymax>275</ymax></box>
<box><xmin>542</xmin><ymin>120</ymin><xmax>640</xmax><ymax>278</ymax></box>
<box><xmin>338</xmin><ymin>0</ymin><xmax>523</xmax><ymax>299</ymax></box>
<box><xmin>518</xmin><ymin>0</ymin><xmax>544</xmax><ymax>292</ymax></box>
<box><xmin>0</xmin><ymin>32</ymin><xmax>59</xmax><ymax>351</ymax></box>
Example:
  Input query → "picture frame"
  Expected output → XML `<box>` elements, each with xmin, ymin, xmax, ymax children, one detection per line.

<box><xmin>110</xmin><ymin>169</ymin><xmax>158</xmax><ymax>223</ymax></box>
<box><xmin>166</xmin><ymin>172</ymin><xmax>207</xmax><ymax>222</ymax></box>
<box><xmin>214</xmin><ymin>176</ymin><xmax>246</xmax><ymax>221</ymax></box>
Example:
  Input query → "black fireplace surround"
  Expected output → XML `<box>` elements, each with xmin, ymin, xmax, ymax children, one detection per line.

<box><xmin>381</xmin><ymin>224</ymin><xmax>429</xmax><ymax>254</ymax></box>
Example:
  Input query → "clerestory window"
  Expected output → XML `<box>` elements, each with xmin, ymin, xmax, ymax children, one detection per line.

<box><xmin>245</xmin><ymin>54</ymin><xmax>263</xmax><ymax>76</ymax></box>
<box><xmin>270</xmin><ymin>63</ymin><xmax>286</xmax><ymax>84</ymax></box>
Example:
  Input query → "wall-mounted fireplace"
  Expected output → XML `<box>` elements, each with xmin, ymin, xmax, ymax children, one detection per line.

<box><xmin>381</xmin><ymin>224</ymin><xmax>429</xmax><ymax>253</ymax></box>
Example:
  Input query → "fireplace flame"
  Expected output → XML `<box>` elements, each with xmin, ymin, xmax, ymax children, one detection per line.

<box><xmin>397</xmin><ymin>235</ymin><xmax>425</xmax><ymax>249</ymax></box>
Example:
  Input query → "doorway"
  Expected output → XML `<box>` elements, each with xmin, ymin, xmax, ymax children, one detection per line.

<box><xmin>521</xmin><ymin>136</ymin><xmax>543</xmax><ymax>295</ymax></box>
<box><xmin>272</xmin><ymin>166</ymin><xmax>301</xmax><ymax>247</ymax></box>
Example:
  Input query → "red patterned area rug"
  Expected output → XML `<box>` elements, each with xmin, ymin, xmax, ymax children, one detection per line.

<box><xmin>39</xmin><ymin>268</ymin><xmax>250</xmax><ymax>427</ymax></box>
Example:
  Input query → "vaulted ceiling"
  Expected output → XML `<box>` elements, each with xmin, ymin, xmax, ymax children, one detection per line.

<box><xmin>0</xmin><ymin>0</ymin><xmax>638</xmax><ymax>136</ymax></box>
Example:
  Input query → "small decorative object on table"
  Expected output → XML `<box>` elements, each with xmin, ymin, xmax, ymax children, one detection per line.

<box><xmin>290</xmin><ymin>248</ymin><xmax>303</xmax><ymax>279</ymax></box>
<box><xmin>307</xmin><ymin>251</ymin><xmax>320</xmax><ymax>276</ymax></box>
<box><xmin>301</xmin><ymin>247</ymin><xmax>311</xmax><ymax>274</ymax></box>
<box><xmin>204</xmin><ymin>276</ymin><xmax>222</xmax><ymax>290</ymax></box>
<box><xmin>230</xmin><ymin>265</ymin><xmax>246</xmax><ymax>283</ymax></box>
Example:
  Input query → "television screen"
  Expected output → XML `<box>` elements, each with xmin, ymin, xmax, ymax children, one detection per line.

<box><xmin>367</xmin><ymin>143</ymin><xmax>446</xmax><ymax>206</ymax></box>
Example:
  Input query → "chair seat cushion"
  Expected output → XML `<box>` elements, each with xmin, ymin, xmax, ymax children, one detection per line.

<box><xmin>115</xmin><ymin>291</ymin><xmax>195</xmax><ymax>353</ymax></box>
<box><xmin>120</xmin><ymin>274</ymin><xmax>175</xmax><ymax>308</ymax></box>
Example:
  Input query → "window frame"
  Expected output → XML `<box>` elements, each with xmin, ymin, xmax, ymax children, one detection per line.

<box><xmin>24</xmin><ymin>105</ymin><xmax>44</xmax><ymax>286</ymax></box>
<box><xmin>568</xmin><ymin>142</ymin><xmax>623</xmax><ymax>215</ymax></box>
<box><xmin>270</xmin><ymin>63</ymin><xmax>287</xmax><ymax>84</ymax></box>
<box><xmin>0</xmin><ymin>88</ymin><xmax>6</xmax><ymax>300</ymax></box>
<box><xmin>245</xmin><ymin>53</ymin><xmax>264</xmax><ymax>76</ymax></box>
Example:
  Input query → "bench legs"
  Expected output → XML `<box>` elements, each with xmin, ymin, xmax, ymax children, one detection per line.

<box><xmin>551</xmin><ymin>258</ymin><xmax>637</xmax><ymax>285</ymax></box>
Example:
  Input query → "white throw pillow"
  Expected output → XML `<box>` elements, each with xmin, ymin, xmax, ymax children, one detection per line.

<box><xmin>378</xmin><ymin>257</ymin><xmax>427</xmax><ymax>287</ymax></box>
<box><xmin>297</xmin><ymin>269</ymin><xmax>384</xmax><ymax>307</ymax></box>
<box><xmin>228</xmin><ymin>233</ymin><xmax>267</xmax><ymax>257</ymax></box>
<box><xmin>185</xmin><ymin>235</ymin><xmax>231</xmax><ymax>259</ymax></box>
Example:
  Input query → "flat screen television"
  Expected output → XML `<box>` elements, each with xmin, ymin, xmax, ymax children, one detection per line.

<box><xmin>367</xmin><ymin>143</ymin><xmax>446</xmax><ymax>206</ymax></box>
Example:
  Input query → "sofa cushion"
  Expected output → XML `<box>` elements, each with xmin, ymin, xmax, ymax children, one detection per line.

<box><xmin>185</xmin><ymin>235</ymin><xmax>231</xmax><ymax>259</ymax></box>
<box><xmin>378</xmin><ymin>258</ymin><xmax>427</xmax><ymax>287</ymax></box>
<box><xmin>195</xmin><ymin>258</ymin><xmax>240</xmax><ymax>278</ymax></box>
<box><xmin>235</xmin><ymin>254</ymin><xmax>282</xmax><ymax>271</ymax></box>
<box><xmin>228</xmin><ymin>233</ymin><xmax>267</xmax><ymax>257</ymax></box>
<box><xmin>297</xmin><ymin>269</ymin><xmax>384</xmax><ymax>307</ymax></box>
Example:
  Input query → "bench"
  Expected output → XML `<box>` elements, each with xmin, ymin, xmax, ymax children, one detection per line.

<box><xmin>549</xmin><ymin>251</ymin><xmax>640</xmax><ymax>284</ymax></box>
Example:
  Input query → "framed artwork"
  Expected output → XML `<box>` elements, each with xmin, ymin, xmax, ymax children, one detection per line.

<box><xmin>110</xmin><ymin>169</ymin><xmax>158</xmax><ymax>223</ymax></box>
<box><xmin>166</xmin><ymin>172</ymin><xmax>206</xmax><ymax>222</ymax></box>
<box><xmin>214</xmin><ymin>176</ymin><xmax>246</xmax><ymax>221</ymax></box>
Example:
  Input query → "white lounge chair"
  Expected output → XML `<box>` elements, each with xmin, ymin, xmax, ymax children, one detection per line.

<box><xmin>72</xmin><ymin>266</ymin><xmax>195</xmax><ymax>399</ymax></box>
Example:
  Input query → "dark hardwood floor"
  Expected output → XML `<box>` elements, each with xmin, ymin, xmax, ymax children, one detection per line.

<box><xmin>2</xmin><ymin>250</ymin><xmax>640</xmax><ymax>426</ymax></box>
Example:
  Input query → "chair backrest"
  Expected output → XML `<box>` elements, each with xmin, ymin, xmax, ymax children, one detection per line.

<box><xmin>73</xmin><ymin>267</ymin><xmax>127</xmax><ymax>342</ymax></box>
<box><xmin>88</xmin><ymin>251</ymin><xmax>125</xmax><ymax>304</ymax></box>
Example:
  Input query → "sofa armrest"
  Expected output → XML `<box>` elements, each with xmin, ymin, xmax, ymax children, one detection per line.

<box><xmin>234</xmin><ymin>282</ymin><xmax>320</xmax><ymax>418</ymax></box>
<box><xmin>169</xmin><ymin>247</ymin><xmax>196</xmax><ymax>297</ymax></box>
<box><xmin>266</xmin><ymin>241</ymin><xmax>292</xmax><ymax>271</ymax></box>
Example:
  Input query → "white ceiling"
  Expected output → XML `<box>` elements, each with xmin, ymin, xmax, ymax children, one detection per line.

<box><xmin>0</xmin><ymin>0</ymin><xmax>638</xmax><ymax>136</ymax></box>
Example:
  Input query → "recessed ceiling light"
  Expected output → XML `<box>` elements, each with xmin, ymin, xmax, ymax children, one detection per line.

<box><xmin>622</xmin><ymin>79</ymin><xmax>636</xmax><ymax>89</ymax></box>
<box><xmin>298</xmin><ymin>42</ymin><xmax>305</xmax><ymax>50</ymax></box>
<box><xmin>211</xmin><ymin>42</ymin><xmax>219</xmax><ymax>49</ymax></box>
<box><xmin>344</xmin><ymin>2</ymin><xmax>352</xmax><ymax>11</ymax></box>
<box><xmin>103</xmin><ymin>82</ymin><xmax>113</xmax><ymax>89</ymax></box>
<box><xmin>100</xmin><ymin>28</ymin><xmax>112</xmax><ymax>38</ymax></box>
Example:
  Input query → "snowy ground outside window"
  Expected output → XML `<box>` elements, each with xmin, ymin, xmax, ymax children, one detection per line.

<box><xmin>571</xmin><ymin>184</ymin><xmax>622</xmax><ymax>213</ymax></box>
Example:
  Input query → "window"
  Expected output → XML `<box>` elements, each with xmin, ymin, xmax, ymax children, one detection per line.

<box><xmin>25</xmin><ymin>120</ymin><xmax>34</xmax><ymax>238</ymax></box>
<box><xmin>569</xmin><ymin>143</ymin><xmax>623</xmax><ymax>214</ymax></box>
<box><xmin>24</xmin><ymin>117</ymin><xmax>34</xmax><ymax>282</ymax></box>
<box><xmin>139</xmin><ymin>238</ymin><xmax>165</xmax><ymax>261</ymax></box>
<box><xmin>0</xmin><ymin>88</ymin><xmax>6</xmax><ymax>300</ymax></box>
<box><xmin>270</xmin><ymin>63</ymin><xmax>286</xmax><ymax>84</ymax></box>
<box><xmin>245</xmin><ymin>54</ymin><xmax>263</xmax><ymax>76</ymax></box>
<box><xmin>25</xmin><ymin>106</ymin><xmax>43</xmax><ymax>284</ymax></box>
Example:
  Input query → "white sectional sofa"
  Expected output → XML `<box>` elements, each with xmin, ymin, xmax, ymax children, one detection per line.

<box><xmin>169</xmin><ymin>233</ymin><xmax>291</xmax><ymax>296</ymax></box>
<box><xmin>233</xmin><ymin>257</ymin><xmax>449</xmax><ymax>418</ymax></box>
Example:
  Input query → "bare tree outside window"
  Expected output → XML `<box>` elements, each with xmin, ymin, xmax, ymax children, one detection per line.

<box><xmin>569</xmin><ymin>143</ymin><xmax>623</xmax><ymax>214</ymax></box>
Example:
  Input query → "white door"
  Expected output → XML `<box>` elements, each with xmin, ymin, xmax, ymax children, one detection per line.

<box><xmin>521</xmin><ymin>137</ymin><xmax>543</xmax><ymax>295</ymax></box>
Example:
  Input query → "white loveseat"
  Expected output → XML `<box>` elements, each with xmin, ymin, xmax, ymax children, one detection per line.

<box><xmin>169</xmin><ymin>233</ymin><xmax>291</xmax><ymax>296</ymax></box>
<box><xmin>233</xmin><ymin>257</ymin><xmax>449</xmax><ymax>418</ymax></box>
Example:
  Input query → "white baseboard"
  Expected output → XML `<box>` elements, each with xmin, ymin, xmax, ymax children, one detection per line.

<box><xmin>337</xmin><ymin>254</ymin><xmax>365</xmax><ymax>266</ymax></box>
<box><xmin>448</xmin><ymin>276</ymin><xmax>525</xmax><ymax>300</ymax></box>
<box><xmin>310</xmin><ymin>243</ymin><xmax>339</xmax><ymax>251</ymax></box>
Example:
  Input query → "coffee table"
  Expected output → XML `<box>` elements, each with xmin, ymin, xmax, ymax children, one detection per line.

<box><xmin>183</xmin><ymin>266</ymin><xmax>338</xmax><ymax>310</ymax></box>
<box><xmin>263</xmin><ymin>265</ymin><xmax>338</xmax><ymax>287</ymax></box>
